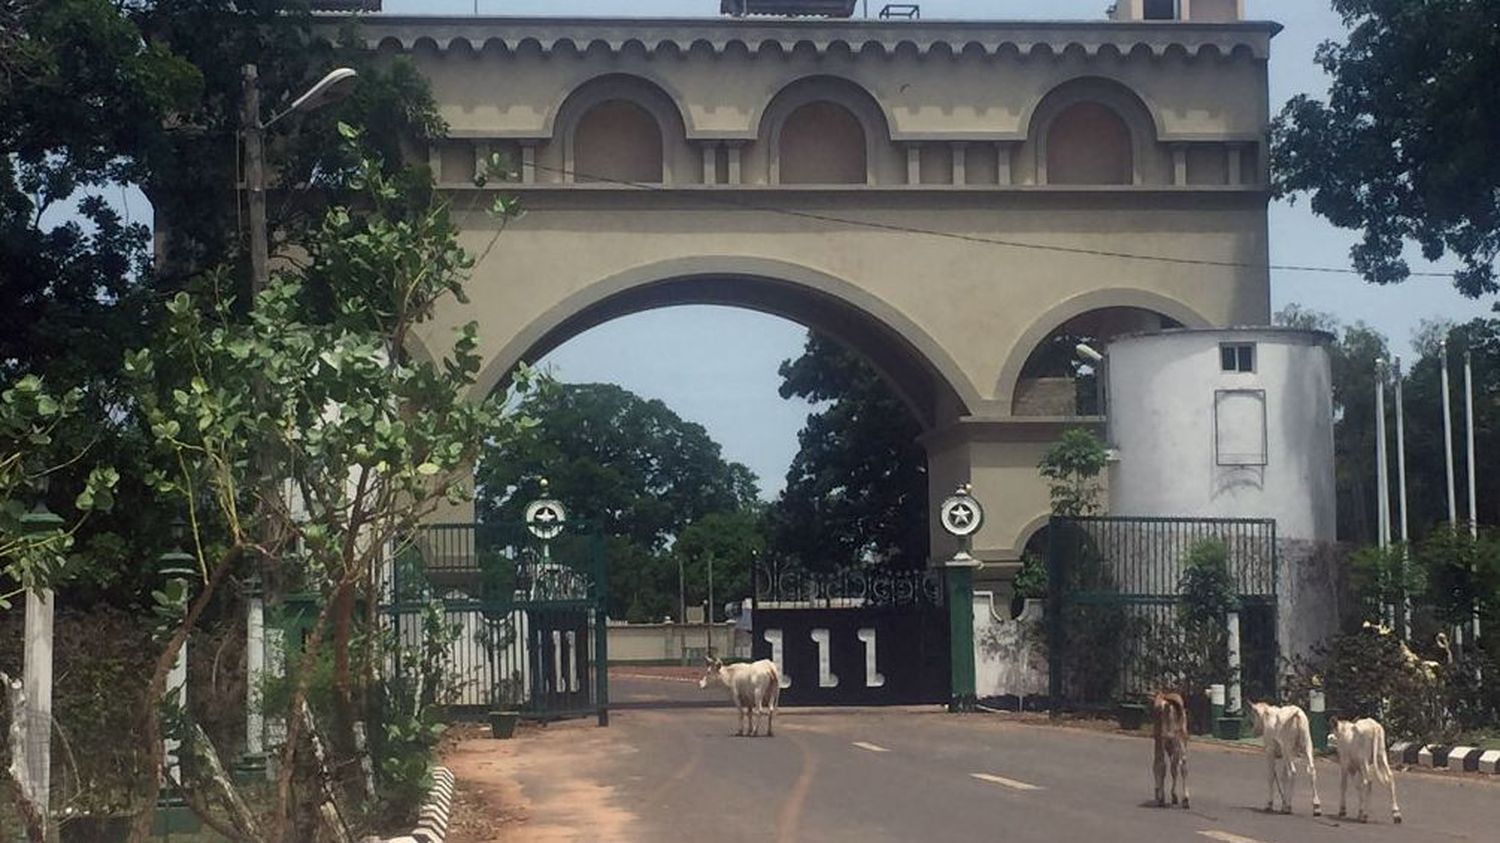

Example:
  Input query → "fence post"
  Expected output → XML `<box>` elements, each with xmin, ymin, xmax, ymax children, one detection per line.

<box><xmin>595</xmin><ymin>533</ymin><xmax>610</xmax><ymax>727</ymax></box>
<box><xmin>1226</xmin><ymin>609</ymin><xmax>1242</xmax><ymax>716</ymax></box>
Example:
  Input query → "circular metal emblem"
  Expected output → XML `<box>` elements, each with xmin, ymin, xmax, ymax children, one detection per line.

<box><xmin>939</xmin><ymin>491</ymin><xmax>983</xmax><ymax>538</ymax></box>
<box><xmin>524</xmin><ymin>498</ymin><xmax>566</xmax><ymax>540</ymax></box>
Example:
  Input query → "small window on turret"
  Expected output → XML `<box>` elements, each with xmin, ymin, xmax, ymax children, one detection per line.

<box><xmin>1143</xmin><ymin>0</ymin><xmax>1179</xmax><ymax>20</ymax></box>
<box><xmin>1221</xmin><ymin>343</ymin><xmax>1255</xmax><ymax>373</ymax></box>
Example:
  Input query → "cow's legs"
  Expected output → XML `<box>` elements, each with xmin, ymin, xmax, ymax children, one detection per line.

<box><xmin>1305</xmin><ymin>747</ymin><xmax>1322</xmax><ymax>816</ymax></box>
<box><xmin>1338</xmin><ymin>766</ymin><xmax>1349</xmax><ymax>818</ymax></box>
<box><xmin>1387</xmin><ymin>773</ymin><xmax>1401</xmax><ymax>824</ymax></box>
<box><xmin>1154</xmin><ymin>745</ymin><xmax>1167</xmax><ymax>807</ymax></box>
<box><xmin>749</xmin><ymin>701</ymin><xmax>761</xmax><ymax>737</ymax></box>
<box><xmin>1178</xmin><ymin>753</ymin><xmax>1190</xmax><ymax>809</ymax></box>
<box><xmin>736</xmin><ymin>703</ymin><xmax>747</xmax><ymax>736</ymax></box>
<box><xmin>765</xmin><ymin>699</ymin><xmax>775</xmax><ymax>738</ymax></box>
<box><xmin>1281</xmin><ymin>760</ymin><xmax>1296</xmax><ymax>813</ymax></box>
<box><xmin>1358</xmin><ymin>771</ymin><xmax>1371</xmax><ymax>822</ymax></box>
<box><xmin>1264</xmin><ymin>753</ymin><xmax>1278</xmax><ymax>812</ymax></box>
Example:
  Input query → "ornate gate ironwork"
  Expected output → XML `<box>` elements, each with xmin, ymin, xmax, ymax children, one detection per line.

<box><xmin>1046</xmin><ymin>515</ymin><xmax>1279</xmax><ymax>712</ymax></box>
<box><xmin>751</xmin><ymin>561</ymin><xmax>949</xmax><ymax>706</ymax></box>
<box><xmin>388</xmin><ymin>522</ymin><xmax>609</xmax><ymax>723</ymax></box>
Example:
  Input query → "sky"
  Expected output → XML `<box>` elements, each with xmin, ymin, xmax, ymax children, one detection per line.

<box><xmin>61</xmin><ymin>1</ymin><xmax>1495</xmax><ymax>500</ymax></box>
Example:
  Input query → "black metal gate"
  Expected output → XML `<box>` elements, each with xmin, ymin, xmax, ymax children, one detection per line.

<box><xmin>751</xmin><ymin>563</ymin><xmax>949</xmax><ymax>706</ymax></box>
<box><xmin>389</xmin><ymin>522</ymin><xmax>609</xmax><ymax>723</ymax></box>
<box><xmin>1046</xmin><ymin>516</ymin><xmax>1278</xmax><ymax>711</ymax></box>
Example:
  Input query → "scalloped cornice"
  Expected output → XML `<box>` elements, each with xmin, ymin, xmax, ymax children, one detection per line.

<box><xmin>326</xmin><ymin>16</ymin><xmax>1280</xmax><ymax>61</ymax></box>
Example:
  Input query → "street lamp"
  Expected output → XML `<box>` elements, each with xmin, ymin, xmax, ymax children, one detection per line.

<box><xmin>241</xmin><ymin>64</ymin><xmax>359</xmax><ymax>296</ymax></box>
<box><xmin>236</xmin><ymin>63</ymin><xmax>355</xmax><ymax>783</ymax></box>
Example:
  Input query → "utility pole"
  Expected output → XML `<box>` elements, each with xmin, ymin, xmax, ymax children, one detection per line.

<box><xmin>242</xmin><ymin>65</ymin><xmax>269</xmax><ymax>297</ymax></box>
<box><xmin>678</xmin><ymin>555</ymin><xmax>686</xmax><ymax>665</ymax></box>
<box><xmin>706</xmin><ymin>554</ymin><xmax>715</xmax><ymax>657</ymax></box>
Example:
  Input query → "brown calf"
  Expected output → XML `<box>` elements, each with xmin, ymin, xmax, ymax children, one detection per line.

<box><xmin>1152</xmin><ymin>692</ymin><xmax>1190</xmax><ymax>809</ymax></box>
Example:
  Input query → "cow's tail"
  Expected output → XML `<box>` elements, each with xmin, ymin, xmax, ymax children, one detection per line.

<box><xmin>763</xmin><ymin>662</ymin><xmax>781</xmax><ymax>709</ymax></box>
<box><xmin>1371</xmin><ymin>721</ymin><xmax>1393</xmax><ymax>784</ymax></box>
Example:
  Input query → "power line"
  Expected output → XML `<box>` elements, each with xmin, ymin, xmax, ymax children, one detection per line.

<box><xmin>518</xmin><ymin>161</ymin><xmax>1460</xmax><ymax>280</ymax></box>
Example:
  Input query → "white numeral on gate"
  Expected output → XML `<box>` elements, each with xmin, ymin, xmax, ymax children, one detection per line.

<box><xmin>552</xmin><ymin>630</ymin><xmax>564</xmax><ymax>693</ymax></box>
<box><xmin>812</xmin><ymin>629</ymin><xmax>839</xmax><ymax>688</ymax></box>
<box><xmin>858</xmin><ymin>628</ymin><xmax>886</xmax><ymax>688</ymax></box>
<box><xmin>566</xmin><ymin>630</ymin><xmax>579</xmax><ymax>692</ymax></box>
<box><xmin>763</xmin><ymin>628</ymin><xmax>791</xmax><ymax>688</ymax></box>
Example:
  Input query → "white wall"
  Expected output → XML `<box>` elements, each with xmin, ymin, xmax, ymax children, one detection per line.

<box><xmin>973</xmin><ymin>593</ymin><xmax>1048</xmax><ymax>701</ymax></box>
<box><xmin>1105</xmin><ymin>328</ymin><xmax>1336</xmax><ymax>541</ymax></box>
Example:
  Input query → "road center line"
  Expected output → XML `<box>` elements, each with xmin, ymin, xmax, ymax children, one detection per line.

<box><xmin>852</xmin><ymin>741</ymin><xmax>890</xmax><ymax>753</ymax></box>
<box><xmin>1198</xmin><ymin>831</ymin><xmax>1273</xmax><ymax>843</ymax></box>
<box><xmin>970</xmin><ymin>773</ymin><xmax>1042</xmax><ymax>791</ymax></box>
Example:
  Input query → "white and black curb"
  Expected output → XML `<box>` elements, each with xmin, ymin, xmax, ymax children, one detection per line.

<box><xmin>378</xmin><ymin>766</ymin><xmax>456</xmax><ymax>843</ymax></box>
<box><xmin>1389</xmin><ymin>743</ymin><xmax>1500</xmax><ymax>775</ymax></box>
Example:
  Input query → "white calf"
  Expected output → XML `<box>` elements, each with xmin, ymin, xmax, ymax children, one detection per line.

<box><xmin>1330</xmin><ymin>717</ymin><xmax>1401</xmax><ymax>824</ymax></box>
<box><xmin>698</xmin><ymin>657</ymin><xmax>781</xmax><ymax>737</ymax></box>
<box><xmin>1247</xmin><ymin>701</ymin><xmax>1322</xmax><ymax>816</ymax></box>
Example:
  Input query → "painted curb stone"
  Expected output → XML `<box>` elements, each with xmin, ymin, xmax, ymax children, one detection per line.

<box><xmin>1447</xmin><ymin>746</ymin><xmax>1479</xmax><ymax>772</ymax></box>
<box><xmin>379</xmin><ymin>766</ymin><xmax>456</xmax><ymax>843</ymax></box>
<box><xmin>1480</xmin><ymin>750</ymin><xmax>1500</xmax><ymax>775</ymax></box>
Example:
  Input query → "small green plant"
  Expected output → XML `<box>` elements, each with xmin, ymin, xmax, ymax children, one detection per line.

<box><xmin>1013</xmin><ymin>552</ymin><xmax>1048</xmax><ymax>601</ymax></box>
<box><xmin>1038</xmin><ymin>428</ymin><xmax>1108</xmax><ymax>517</ymax></box>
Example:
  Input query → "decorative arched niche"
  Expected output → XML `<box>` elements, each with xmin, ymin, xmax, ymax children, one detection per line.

<box><xmin>1024</xmin><ymin>77</ymin><xmax>1166</xmax><ymax>186</ymax></box>
<box><xmin>757</xmin><ymin>76</ymin><xmax>895</xmax><ymax>185</ymax></box>
<box><xmin>552</xmin><ymin>74</ymin><xmax>690</xmax><ymax>185</ymax></box>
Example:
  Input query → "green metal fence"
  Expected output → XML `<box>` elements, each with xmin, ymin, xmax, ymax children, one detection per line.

<box><xmin>386</xmin><ymin>522</ymin><xmax>609</xmax><ymax>724</ymax></box>
<box><xmin>1047</xmin><ymin>515</ymin><xmax>1279</xmax><ymax>711</ymax></box>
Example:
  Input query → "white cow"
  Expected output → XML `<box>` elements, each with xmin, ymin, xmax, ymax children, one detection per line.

<box><xmin>698</xmin><ymin>657</ymin><xmax>781</xmax><ymax>737</ymax></box>
<box><xmin>1330</xmin><ymin>717</ymin><xmax>1402</xmax><ymax>824</ymax></box>
<box><xmin>1247</xmin><ymin>701</ymin><xmax>1322</xmax><ymax>816</ymax></box>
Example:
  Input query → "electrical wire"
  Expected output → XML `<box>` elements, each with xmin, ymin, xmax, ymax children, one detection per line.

<box><xmin>516</xmin><ymin>160</ymin><xmax>1461</xmax><ymax>280</ymax></box>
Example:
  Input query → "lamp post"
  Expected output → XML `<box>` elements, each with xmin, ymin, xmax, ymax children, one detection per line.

<box><xmin>155</xmin><ymin>519</ymin><xmax>200</xmax><ymax>833</ymax></box>
<box><xmin>236</xmin><ymin>62</ymin><xmax>356</xmax><ymax>786</ymax></box>
<box><xmin>241</xmin><ymin>64</ymin><xmax>358</xmax><ymax>296</ymax></box>
<box><xmin>18</xmin><ymin>490</ymin><xmax>63</xmax><ymax>839</ymax></box>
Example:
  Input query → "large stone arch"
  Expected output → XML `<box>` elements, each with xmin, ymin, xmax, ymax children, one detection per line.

<box><xmin>995</xmin><ymin>287</ymin><xmax>1211</xmax><ymax>411</ymax></box>
<box><xmin>471</xmin><ymin>255</ymin><xmax>981</xmax><ymax>432</ymax></box>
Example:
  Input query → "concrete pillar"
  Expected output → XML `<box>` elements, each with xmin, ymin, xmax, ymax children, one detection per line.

<box><xmin>22</xmin><ymin>588</ymin><xmax>54</xmax><ymax>830</ymax></box>
<box><xmin>1309</xmin><ymin>688</ymin><xmax>1327</xmax><ymax>751</ymax></box>
<box><xmin>952</xmin><ymin>143</ymin><xmax>967</xmax><ymax>186</ymax></box>
<box><xmin>906</xmin><ymin>145</ymin><xmax>921</xmax><ymax>185</ymax></box>
<box><xmin>996</xmin><ymin>143</ymin><xmax>1013</xmax><ymax>186</ymax></box>
<box><xmin>726</xmin><ymin>144</ymin><xmax>743</xmax><ymax>185</ymax></box>
<box><xmin>1226</xmin><ymin>609</ymin><xmax>1242</xmax><ymax>715</ymax></box>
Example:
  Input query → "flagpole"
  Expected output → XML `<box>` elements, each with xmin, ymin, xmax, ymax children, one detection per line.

<box><xmin>1395</xmin><ymin>357</ymin><xmax>1411</xmax><ymax>638</ymax></box>
<box><xmin>1442</xmin><ymin>339</ymin><xmax>1459</xmax><ymax>526</ymax></box>
<box><xmin>1376</xmin><ymin>358</ymin><xmax>1390</xmax><ymax>550</ymax></box>
<box><xmin>1464</xmin><ymin>349</ymin><xmax>1482</xmax><ymax>655</ymax></box>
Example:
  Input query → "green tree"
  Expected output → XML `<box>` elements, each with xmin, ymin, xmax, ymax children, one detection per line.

<box><xmin>123</xmin><ymin>131</ymin><xmax>525</xmax><ymax>841</ymax></box>
<box><xmin>1038</xmin><ymin>427</ymin><xmax>1108</xmax><ymax>517</ymax></box>
<box><xmin>769</xmin><ymin>332</ymin><xmax>928</xmax><ymax>571</ymax></box>
<box><xmin>0</xmin><ymin>0</ymin><xmax>446</xmax><ymax>609</ymax></box>
<box><xmin>674</xmin><ymin>507</ymin><xmax>769</xmax><ymax>621</ymax></box>
<box><xmin>475</xmin><ymin>382</ymin><xmax>760</xmax><ymax>618</ymax></box>
<box><xmin>1274</xmin><ymin>305</ymin><xmax>1392</xmax><ymax>543</ymax></box>
<box><xmin>1272</xmin><ymin>0</ymin><xmax>1500</xmax><ymax>295</ymax></box>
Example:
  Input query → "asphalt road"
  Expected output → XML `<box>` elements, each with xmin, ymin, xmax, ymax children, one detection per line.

<box><xmin>444</xmin><ymin>675</ymin><xmax>1500</xmax><ymax>843</ymax></box>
